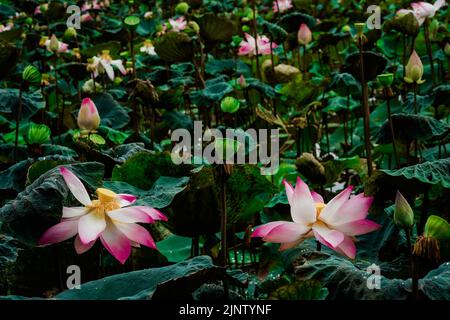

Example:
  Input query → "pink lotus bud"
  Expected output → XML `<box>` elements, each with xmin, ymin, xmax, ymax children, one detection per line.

<box><xmin>239</xmin><ymin>74</ymin><xmax>247</xmax><ymax>88</ymax></box>
<box><xmin>404</xmin><ymin>50</ymin><xmax>425</xmax><ymax>84</ymax></box>
<box><xmin>297</xmin><ymin>24</ymin><xmax>312</xmax><ymax>46</ymax></box>
<box><xmin>49</xmin><ymin>34</ymin><xmax>60</xmax><ymax>52</ymax></box>
<box><xmin>78</xmin><ymin>98</ymin><xmax>100</xmax><ymax>131</ymax></box>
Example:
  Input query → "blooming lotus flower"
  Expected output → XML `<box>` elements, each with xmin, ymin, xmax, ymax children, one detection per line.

<box><xmin>397</xmin><ymin>0</ymin><xmax>447</xmax><ymax>25</ymax></box>
<box><xmin>39</xmin><ymin>167</ymin><xmax>167</xmax><ymax>264</ymax></box>
<box><xmin>252</xmin><ymin>177</ymin><xmax>380</xmax><ymax>259</ymax></box>
<box><xmin>45</xmin><ymin>35</ymin><xmax>69</xmax><ymax>54</ymax></box>
<box><xmin>297</xmin><ymin>24</ymin><xmax>312</xmax><ymax>46</ymax></box>
<box><xmin>404</xmin><ymin>50</ymin><xmax>425</xmax><ymax>84</ymax></box>
<box><xmin>90</xmin><ymin>50</ymin><xmax>126</xmax><ymax>81</ymax></box>
<box><xmin>0</xmin><ymin>23</ymin><xmax>13</xmax><ymax>33</ymax></box>
<box><xmin>81</xmin><ymin>0</ymin><xmax>103</xmax><ymax>11</ymax></box>
<box><xmin>81</xmin><ymin>13</ymin><xmax>94</xmax><ymax>23</ymax></box>
<box><xmin>78</xmin><ymin>98</ymin><xmax>100</xmax><ymax>132</ymax></box>
<box><xmin>140</xmin><ymin>40</ymin><xmax>157</xmax><ymax>56</ymax></box>
<box><xmin>273</xmin><ymin>0</ymin><xmax>293</xmax><ymax>13</ymax></box>
<box><xmin>238</xmin><ymin>33</ymin><xmax>278</xmax><ymax>57</ymax></box>
<box><xmin>168</xmin><ymin>16</ymin><xmax>187</xmax><ymax>32</ymax></box>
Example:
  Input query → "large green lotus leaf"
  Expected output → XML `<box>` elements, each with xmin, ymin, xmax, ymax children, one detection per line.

<box><xmin>156</xmin><ymin>234</ymin><xmax>194</xmax><ymax>263</ymax></box>
<box><xmin>98</xmin><ymin>126</ymin><xmax>132</xmax><ymax>145</ymax></box>
<box><xmin>91</xmin><ymin>92</ymin><xmax>130</xmax><ymax>129</ymax></box>
<box><xmin>432</xmin><ymin>84</ymin><xmax>450</xmax><ymax>107</ymax></box>
<box><xmin>162</xmin><ymin>110</ymin><xmax>194</xmax><ymax>132</ymax></box>
<box><xmin>102</xmin><ymin>143</ymin><xmax>149</xmax><ymax>163</ymax></box>
<box><xmin>383</xmin><ymin>12</ymin><xmax>419</xmax><ymax>37</ymax></box>
<box><xmin>381</xmin><ymin>158</ymin><xmax>450</xmax><ymax>188</ymax></box>
<box><xmin>292</xmin><ymin>241</ymin><xmax>449</xmax><ymax>299</ymax></box>
<box><xmin>277</xmin><ymin>12</ymin><xmax>316</xmax><ymax>33</ymax></box>
<box><xmin>327</xmin><ymin>72</ymin><xmax>361</xmax><ymax>96</ymax></box>
<box><xmin>269</xmin><ymin>280</ymin><xmax>329</xmax><ymax>300</ymax></box>
<box><xmin>260</xmin><ymin>19</ymin><xmax>288</xmax><ymax>43</ymax></box>
<box><xmin>42</xmin><ymin>144</ymin><xmax>78</xmax><ymax>158</ymax></box>
<box><xmin>0</xmin><ymin>162</ymin><xmax>104</xmax><ymax>245</ymax></box>
<box><xmin>196</xmin><ymin>13</ymin><xmax>237</xmax><ymax>44</ymax></box>
<box><xmin>0</xmin><ymin>159</ymin><xmax>33</xmax><ymax>192</ymax></box>
<box><xmin>376</xmin><ymin>114</ymin><xmax>449</xmax><ymax>143</ymax></box>
<box><xmin>0</xmin><ymin>40</ymin><xmax>18</xmax><ymax>79</ymax></box>
<box><xmin>0</xmin><ymin>234</ymin><xmax>18</xmax><ymax>270</ymax></box>
<box><xmin>341</xmin><ymin>51</ymin><xmax>388</xmax><ymax>82</ymax></box>
<box><xmin>0</xmin><ymin>89</ymin><xmax>45</xmax><ymax>121</ymax></box>
<box><xmin>247</xmin><ymin>78</ymin><xmax>276</xmax><ymax>98</ymax></box>
<box><xmin>56</xmin><ymin>256</ymin><xmax>239</xmax><ymax>300</ymax></box>
<box><xmin>26</xmin><ymin>158</ymin><xmax>72</xmax><ymax>185</ymax></box>
<box><xmin>81</xmin><ymin>41</ymin><xmax>122</xmax><ymax>59</ymax></box>
<box><xmin>154</xmin><ymin>32</ymin><xmax>194</xmax><ymax>63</ymax></box>
<box><xmin>203</xmin><ymin>82</ymin><xmax>233</xmax><ymax>101</ymax></box>
<box><xmin>205</xmin><ymin>57</ymin><xmax>251</xmax><ymax>76</ymax></box>
<box><xmin>0</xmin><ymin>28</ymin><xmax>23</xmax><ymax>43</ymax></box>
<box><xmin>111</xmin><ymin>152</ymin><xmax>191</xmax><ymax>190</ymax></box>
<box><xmin>402</xmin><ymin>92</ymin><xmax>435</xmax><ymax>114</ymax></box>
<box><xmin>104</xmin><ymin>176</ymin><xmax>189</xmax><ymax>209</ymax></box>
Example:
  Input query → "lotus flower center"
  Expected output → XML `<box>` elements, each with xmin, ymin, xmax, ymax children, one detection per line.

<box><xmin>315</xmin><ymin>203</ymin><xmax>326</xmax><ymax>218</ymax></box>
<box><xmin>101</xmin><ymin>50</ymin><xmax>112</xmax><ymax>61</ymax></box>
<box><xmin>86</xmin><ymin>188</ymin><xmax>121</xmax><ymax>216</ymax></box>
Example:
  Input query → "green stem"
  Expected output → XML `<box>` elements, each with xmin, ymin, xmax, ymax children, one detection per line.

<box><xmin>423</xmin><ymin>19</ymin><xmax>435</xmax><ymax>86</ymax></box>
<box><xmin>385</xmin><ymin>88</ymin><xmax>399</xmax><ymax>167</ymax></box>
<box><xmin>14</xmin><ymin>84</ymin><xmax>23</xmax><ymax>163</ymax></box>
<box><xmin>359</xmin><ymin>40</ymin><xmax>373</xmax><ymax>176</ymax></box>
<box><xmin>252</xmin><ymin>0</ymin><xmax>261</xmax><ymax>80</ymax></box>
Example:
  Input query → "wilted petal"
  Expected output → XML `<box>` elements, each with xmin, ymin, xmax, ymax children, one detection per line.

<box><xmin>60</xmin><ymin>167</ymin><xmax>91</xmax><ymax>206</ymax></box>
<box><xmin>263</xmin><ymin>221</ymin><xmax>309</xmax><ymax>243</ymax></box>
<box><xmin>78</xmin><ymin>212</ymin><xmax>106</xmax><ymax>244</ymax></box>
<box><xmin>39</xmin><ymin>219</ymin><xmax>79</xmax><ymax>245</ymax></box>
<box><xmin>100</xmin><ymin>222</ymin><xmax>131</xmax><ymax>264</ymax></box>
<box><xmin>114</xmin><ymin>222</ymin><xmax>156</xmax><ymax>249</ymax></box>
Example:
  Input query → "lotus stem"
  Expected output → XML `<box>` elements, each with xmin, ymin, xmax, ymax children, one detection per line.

<box><xmin>423</xmin><ymin>19</ymin><xmax>435</xmax><ymax>86</ymax></box>
<box><xmin>219</xmin><ymin>165</ymin><xmax>228</xmax><ymax>268</ymax></box>
<box><xmin>358</xmin><ymin>40</ymin><xmax>373</xmax><ymax>176</ymax></box>
<box><xmin>385</xmin><ymin>88</ymin><xmax>399</xmax><ymax>167</ymax></box>
<box><xmin>252</xmin><ymin>0</ymin><xmax>261</xmax><ymax>80</ymax></box>
<box><xmin>14</xmin><ymin>83</ymin><xmax>23</xmax><ymax>163</ymax></box>
<box><xmin>129</xmin><ymin>29</ymin><xmax>136</xmax><ymax>79</ymax></box>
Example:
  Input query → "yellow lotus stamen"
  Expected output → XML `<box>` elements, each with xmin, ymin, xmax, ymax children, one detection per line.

<box><xmin>96</xmin><ymin>188</ymin><xmax>117</xmax><ymax>203</ymax></box>
<box><xmin>315</xmin><ymin>203</ymin><xmax>326</xmax><ymax>217</ymax></box>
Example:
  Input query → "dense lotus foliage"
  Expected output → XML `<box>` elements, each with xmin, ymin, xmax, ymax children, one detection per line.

<box><xmin>0</xmin><ymin>0</ymin><xmax>449</xmax><ymax>301</ymax></box>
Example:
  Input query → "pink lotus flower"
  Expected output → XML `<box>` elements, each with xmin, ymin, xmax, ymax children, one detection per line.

<box><xmin>90</xmin><ymin>50</ymin><xmax>126</xmax><ymax>81</ymax></box>
<box><xmin>44</xmin><ymin>35</ymin><xmax>69</xmax><ymax>54</ymax></box>
<box><xmin>238</xmin><ymin>74</ymin><xmax>247</xmax><ymax>88</ymax></box>
<box><xmin>297</xmin><ymin>23</ymin><xmax>312</xmax><ymax>45</ymax></box>
<box><xmin>252</xmin><ymin>177</ymin><xmax>380</xmax><ymax>259</ymax></box>
<box><xmin>273</xmin><ymin>0</ymin><xmax>293</xmax><ymax>13</ymax></box>
<box><xmin>397</xmin><ymin>0</ymin><xmax>447</xmax><ymax>25</ymax></box>
<box><xmin>78</xmin><ymin>98</ymin><xmax>100</xmax><ymax>132</ymax></box>
<box><xmin>0</xmin><ymin>23</ymin><xmax>13</xmax><ymax>33</ymax></box>
<box><xmin>168</xmin><ymin>16</ymin><xmax>187</xmax><ymax>32</ymax></box>
<box><xmin>34</xmin><ymin>4</ymin><xmax>48</xmax><ymax>15</ymax></box>
<box><xmin>81</xmin><ymin>13</ymin><xmax>94</xmax><ymax>23</ymax></box>
<box><xmin>238</xmin><ymin>33</ymin><xmax>278</xmax><ymax>57</ymax></box>
<box><xmin>39</xmin><ymin>167</ymin><xmax>167</xmax><ymax>264</ymax></box>
<box><xmin>82</xmin><ymin>0</ymin><xmax>103</xmax><ymax>11</ymax></box>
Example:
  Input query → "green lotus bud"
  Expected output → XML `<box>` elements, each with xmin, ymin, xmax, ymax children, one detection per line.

<box><xmin>354</xmin><ymin>23</ymin><xmax>366</xmax><ymax>35</ymax></box>
<box><xmin>124</xmin><ymin>15</ymin><xmax>141</xmax><ymax>30</ymax></box>
<box><xmin>220</xmin><ymin>96</ymin><xmax>240</xmax><ymax>113</ymax></box>
<box><xmin>175</xmin><ymin>2</ymin><xmax>189</xmax><ymax>15</ymax></box>
<box><xmin>156</xmin><ymin>24</ymin><xmax>164</xmax><ymax>32</ymax></box>
<box><xmin>377</xmin><ymin>73</ymin><xmax>394</xmax><ymax>88</ymax></box>
<box><xmin>187</xmin><ymin>21</ymin><xmax>200</xmax><ymax>34</ymax></box>
<box><xmin>64</xmin><ymin>27</ymin><xmax>77</xmax><ymax>39</ymax></box>
<box><xmin>27</xmin><ymin>123</ymin><xmax>51</xmax><ymax>145</ymax></box>
<box><xmin>445</xmin><ymin>43</ymin><xmax>450</xmax><ymax>57</ymax></box>
<box><xmin>242</xmin><ymin>25</ymin><xmax>250</xmax><ymax>33</ymax></box>
<box><xmin>404</xmin><ymin>50</ymin><xmax>425</xmax><ymax>84</ymax></box>
<box><xmin>424</xmin><ymin>215</ymin><xmax>450</xmax><ymax>241</ymax></box>
<box><xmin>25</xmin><ymin>17</ymin><xmax>33</xmax><ymax>25</ymax></box>
<box><xmin>22</xmin><ymin>65</ymin><xmax>42</xmax><ymax>85</ymax></box>
<box><xmin>394</xmin><ymin>191</ymin><xmax>414</xmax><ymax>229</ymax></box>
